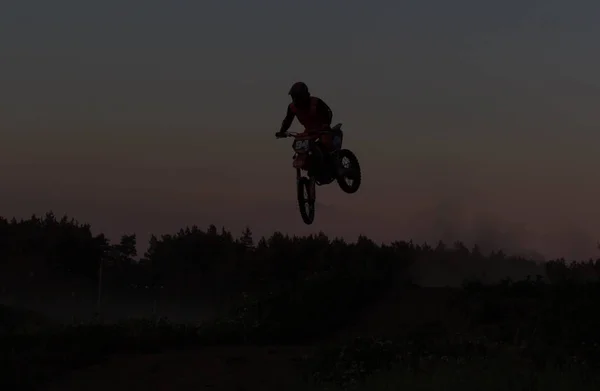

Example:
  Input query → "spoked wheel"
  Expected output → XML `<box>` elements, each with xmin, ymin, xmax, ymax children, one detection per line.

<box><xmin>297</xmin><ymin>177</ymin><xmax>316</xmax><ymax>224</ymax></box>
<box><xmin>336</xmin><ymin>149</ymin><xmax>362</xmax><ymax>194</ymax></box>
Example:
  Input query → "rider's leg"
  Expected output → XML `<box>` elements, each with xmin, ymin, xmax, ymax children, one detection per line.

<box><xmin>316</xmin><ymin>134</ymin><xmax>344</xmax><ymax>176</ymax></box>
<box><xmin>320</xmin><ymin>133</ymin><xmax>334</xmax><ymax>152</ymax></box>
<box><xmin>312</xmin><ymin>140</ymin><xmax>329</xmax><ymax>174</ymax></box>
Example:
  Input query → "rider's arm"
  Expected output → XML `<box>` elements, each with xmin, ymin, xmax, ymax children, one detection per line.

<box><xmin>279</xmin><ymin>104</ymin><xmax>296</xmax><ymax>133</ymax></box>
<box><xmin>316</xmin><ymin>98</ymin><xmax>333</xmax><ymax>126</ymax></box>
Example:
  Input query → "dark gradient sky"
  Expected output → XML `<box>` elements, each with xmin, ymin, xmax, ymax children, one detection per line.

<box><xmin>2</xmin><ymin>0</ymin><xmax>600</xmax><ymax>259</ymax></box>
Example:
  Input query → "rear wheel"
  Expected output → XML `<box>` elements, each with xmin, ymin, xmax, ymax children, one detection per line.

<box><xmin>336</xmin><ymin>149</ymin><xmax>362</xmax><ymax>194</ymax></box>
<box><xmin>297</xmin><ymin>177</ymin><xmax>315</xmax><ymax>224</ymax></box>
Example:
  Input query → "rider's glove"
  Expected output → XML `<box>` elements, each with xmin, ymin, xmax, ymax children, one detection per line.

<box><xmin>275</xmin><ymin>131</ymin><xmax>286</xmax><ymax>139</ymax></box>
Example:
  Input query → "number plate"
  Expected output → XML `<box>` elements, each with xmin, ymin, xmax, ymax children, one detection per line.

<box><xmin>293</xmin><ymin>139</ymin><xmax>310</xmax><ymax>152</ymax></box>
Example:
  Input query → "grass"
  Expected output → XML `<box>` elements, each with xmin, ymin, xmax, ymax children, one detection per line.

<box><xmin>3</xmin><ymin>317</ymin><xmax>599</xmax><ymax>391</ymax></box>
<box><xmin>5</xmin><ymin>280</ymin><xmax>600</xmax><ymax>390</ymax></box>
<box><xmin>303</xmin><ymin>336</ymin><xmax>600</xmax><ymax>391</ymax></box>
<box><xmin>324</xmin><ymin>359</ymin><xmax>600</xmax><ymax>391</ymax></box>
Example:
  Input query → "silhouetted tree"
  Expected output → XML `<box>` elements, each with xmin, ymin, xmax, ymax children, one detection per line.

<box><xmin>1</xmin><ymin>210</ymin><xmax>598</xmax><ymax>305</ymax></box>
<box><xmin>239</xmin><ymin>226</ymin><xmax>254</xmax><ymax>249</ymax></box>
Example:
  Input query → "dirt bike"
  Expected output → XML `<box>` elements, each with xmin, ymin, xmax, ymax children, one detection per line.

<box><xmin>277</xmin><ymin>123</ymin><xmax>362</xmax><ymax>225</ymax></box>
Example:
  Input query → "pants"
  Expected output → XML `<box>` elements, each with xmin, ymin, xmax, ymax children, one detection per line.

<box><xmin>304</xmin><ymin>127</ymin><xmax>341</xmax><ymax>152</ymax></box>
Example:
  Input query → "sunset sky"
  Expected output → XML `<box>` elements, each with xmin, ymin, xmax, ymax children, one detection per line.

<box><xmin>2</xmin><ymin>0</ymin><xmax>600</xmax><ymax>259</ymax></box>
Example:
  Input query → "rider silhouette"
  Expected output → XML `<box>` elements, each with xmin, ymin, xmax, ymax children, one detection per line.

<box><xmin>275</xmin><ymin>82</ymin><xmax>336</xmax><ymax>152</ymax></box>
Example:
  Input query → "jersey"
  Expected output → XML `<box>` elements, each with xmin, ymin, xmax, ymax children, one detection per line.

<box><xmin>288</xmin><ymin>97</ymin><xmax>332</xmax><ymax>131</ymax></box>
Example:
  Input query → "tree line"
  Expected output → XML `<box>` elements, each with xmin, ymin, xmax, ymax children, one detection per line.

<box><xmin>0</xmin><ymin>212</ymin><xmax>599</xmax><ymax>295</ymax></box>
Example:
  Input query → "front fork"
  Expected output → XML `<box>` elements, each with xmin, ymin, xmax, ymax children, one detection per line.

<box><xmin>296</xmin><ymin>168</ymin><xmax>316</xmax><ymax>201</ymax></box>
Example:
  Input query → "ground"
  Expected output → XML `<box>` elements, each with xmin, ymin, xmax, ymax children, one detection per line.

<box><xmin>41</xmin><ymin>287</ymin><xmax>464</xmax><ymax>391</ymax></box>
<box><xmin>43</xmin><ymin>346</ymin><xmax>314</xmax><ymax>391</ymax></box>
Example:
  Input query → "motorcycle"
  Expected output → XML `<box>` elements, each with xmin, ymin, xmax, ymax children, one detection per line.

<box><xmin>277</xmin><ymin>123</ymin><xmax>362</xmax><ymax>225</ymax></box>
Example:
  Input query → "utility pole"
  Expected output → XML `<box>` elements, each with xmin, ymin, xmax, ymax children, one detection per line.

<box><xmin>96</xmin><ymin>255</ymin><xmax>103</xmax><ymax>314</ymax></box>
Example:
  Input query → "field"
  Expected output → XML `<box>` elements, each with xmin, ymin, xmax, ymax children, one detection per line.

<box><xmin>5</xmin><ymin>282</ymin><xmax>600</xmax><ymax>391</ymax></box>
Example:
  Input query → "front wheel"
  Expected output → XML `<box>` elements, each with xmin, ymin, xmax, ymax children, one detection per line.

<box><xmin>297</xmin><ymin>177</ymin><xmax>316</xmax><ymax>224</ymax></box>
<box><xmin>336</xmin><ymin>149</ymin><xmax>362</xmax><ymax>194</ymax></box>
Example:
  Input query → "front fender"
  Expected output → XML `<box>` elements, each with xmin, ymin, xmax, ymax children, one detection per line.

<box><xmin>293</xmin><ymin>153</ymin><xmax>308</xmax><ymax>169</ymax></box>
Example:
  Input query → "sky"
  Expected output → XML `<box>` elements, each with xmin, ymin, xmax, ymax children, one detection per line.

<box><xmin>1</xmin><ymin>0</ymin><xmax>600</xmax><ymax>260</ymax></box>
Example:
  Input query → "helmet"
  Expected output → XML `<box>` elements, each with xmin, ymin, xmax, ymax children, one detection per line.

<box><xmin>288</xmin><ymin>82</ymin><xmax>310</xmax><ymax>99</ymax></box>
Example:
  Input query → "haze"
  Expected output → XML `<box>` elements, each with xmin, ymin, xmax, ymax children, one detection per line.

<box><xmin>2</xmin><ymin>0</ymin><xmax>600</xmax><ymax>259</ymax></box>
